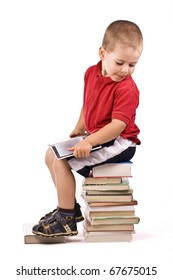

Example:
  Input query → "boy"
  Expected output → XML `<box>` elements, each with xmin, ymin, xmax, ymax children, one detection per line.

<box><xmin>32</xmin><ymin>20</ymin><xmax>143</xmax><ymax>237</ymax></box>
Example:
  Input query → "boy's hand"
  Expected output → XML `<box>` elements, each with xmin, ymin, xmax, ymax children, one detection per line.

<box><xmin>68</xmin><ymin>140</ymin><xmax>92</xmax><ymax>158</ymax></box>
<box><xmin>69</xmin><ymin>128</ymin><xmax>86</xmax><ymax>138</ymax></box>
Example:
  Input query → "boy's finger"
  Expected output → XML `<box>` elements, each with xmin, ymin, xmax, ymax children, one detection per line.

<box><xmin>67</xmin><ymin>146</ymin><xmax>75</xmax><ymax>151</ymax></box>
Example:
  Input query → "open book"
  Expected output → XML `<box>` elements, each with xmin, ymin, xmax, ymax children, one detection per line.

<box><xmin>48</xmin><ymin>136</ymin><xmax>101</xmax><ymax>160</ymax></box>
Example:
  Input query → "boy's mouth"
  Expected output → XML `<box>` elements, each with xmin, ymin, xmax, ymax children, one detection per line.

<box><xmin>112</xmin><ymin>74</ymin><xmax>128</xmax><ymax>82</ymax></box>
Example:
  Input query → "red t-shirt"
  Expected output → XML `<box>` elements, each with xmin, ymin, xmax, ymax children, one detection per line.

<box><xmin>83</xmin><ymin>61</ymin><xmax>141</xmax><ymax>144</ymax></box>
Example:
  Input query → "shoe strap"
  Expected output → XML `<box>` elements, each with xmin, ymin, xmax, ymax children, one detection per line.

<box><xmin>54</xmin><ymin>211</ymin><xmax>72</xmax><ymax>233</ymax></box>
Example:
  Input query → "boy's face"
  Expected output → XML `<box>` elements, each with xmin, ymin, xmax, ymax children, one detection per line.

<box><xmin>99</xmin><ymin>43</ymin><xmax>142</xmax><ymax>82</ymax></box>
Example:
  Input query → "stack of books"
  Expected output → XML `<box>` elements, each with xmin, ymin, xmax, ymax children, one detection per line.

<box><xmin>81</xmin><ymin>161</ymin><xmax>140</xmax><ymax>242</ymax></box>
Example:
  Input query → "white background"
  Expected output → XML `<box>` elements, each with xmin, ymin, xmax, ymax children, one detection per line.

<box><xmin>0</xmin><ymin>0</ymin><xmax>173</xmax><ymax>279</ymax></box>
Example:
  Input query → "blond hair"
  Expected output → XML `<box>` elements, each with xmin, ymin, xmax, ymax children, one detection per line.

<box><xmin>102</xmin><ymin>20</ymin><xmax>143</xmax><ymax>51</ymax></box>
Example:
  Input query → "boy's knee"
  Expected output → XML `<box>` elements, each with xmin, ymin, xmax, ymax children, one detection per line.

<box><xmin>53</xmin><ymin>158</ymin><xmax>71</xmax><ymax>174</ymax></box>
<box><xmin>45</xmin><ymin>148</ymin><xmax>54</xmax><ymax>167</ymax></box>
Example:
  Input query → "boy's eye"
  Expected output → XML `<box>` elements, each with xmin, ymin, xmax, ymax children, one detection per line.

<box><xmin>116</xmin><ymin>62</ymin><xmax>136</xmax><ymax>67</ymax></box>
<box><xmin>116</xmin><ymin>62</ymin><xmax>123</xmax><ymax>66</ymax></box>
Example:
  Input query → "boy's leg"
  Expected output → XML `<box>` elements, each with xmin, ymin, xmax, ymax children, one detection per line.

<box><xmin>52</xmin><ymin>155</ymin><xmax>76</xmax><ymax>209</ymax></box>
<box><xmin>38</xmin><ymin>148</ymin><xmax>84</xmax><ymax>223</ymax></box>
<box><xmin>45</xmin><ymin>148</ymin><xmax>76</xmax><ymax>208</ymax></box>
<box><xmin>44</xmin><ymin>148</ymin><xmax>58</xmax><ymax>187</ymax></box>
<box><xmin>45</xmin><ymin>149</ymin><xmax>83</xmax><ymax>213</ymax></box>
<box><xmin>32</xmin><ymin>149</ymin><xmax>81</xmax><ymax>236</ymax></box>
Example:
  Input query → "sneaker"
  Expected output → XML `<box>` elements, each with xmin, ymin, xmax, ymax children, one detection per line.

<box><xmin>32</xmin><ymin>209</ymin><xmax>78</xmax><ymax>237</ymax></box>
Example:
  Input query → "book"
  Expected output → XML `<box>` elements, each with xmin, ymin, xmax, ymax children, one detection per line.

<box><xmin>23</xmin><ymin>224</ymin><xmax>65</xmax><ymax>244</ymax></box>
<box><xmin>83</xmin><ymin>230</ymin><xmax>133</xmax><ymax>242</ymax></box>
<box><xmin>86</xmin><ymin>200</ymin><xmax>138</xmax><ymax>207</ymax></box>
<box><xmin>82</xmin><ymin>178</ymin><xmax>129</xmax><ymax>191</ymax></box>
<box><xmin>92</xmin><ymin>161</ymin><xmax>132</xmax><ymax>177</ymax></box>
<box><xmin>49</xmin><ymin>136</ymin><xmax>101</xmax><ymax>160</ymax></box>
<box><xmin>84</xmin><ymin>205</ymin><xmax>135</xmax><ymax>217</ymax></box>
<box><xmin>85</xmin><ymin>189</ymin><xmax>133</xmax><ymax>195</ymax></box>
<box><xmin>83</xmin><ymin>177</ymin><xmax>122</xmax><ymax>185</ymax></box>
<box><xmin>84</xmin><ymin>220</ymin><xmax>135</xmax><ymax>232</ymax></box>
<box><xmin>85</xmin><ymin>214</ymin><xmax>140</xmax><ymax>225</ymax></box>
<box><xmin>82</xmin><ymin>191</ymin><xmax>133</xmax><ymax>203</ymax></box>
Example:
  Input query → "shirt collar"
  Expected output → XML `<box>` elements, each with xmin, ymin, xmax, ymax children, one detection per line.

<box><xmin>96</xmin><ymin>61</ymin><xmax>116</xmax><ymax>84</ymax></box>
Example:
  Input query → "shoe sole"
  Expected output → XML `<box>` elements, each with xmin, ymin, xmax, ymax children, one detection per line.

<box><xmin>32</xmin><ymin>230</ymin><xmax>78</xmax><ymax>238</ymax></box>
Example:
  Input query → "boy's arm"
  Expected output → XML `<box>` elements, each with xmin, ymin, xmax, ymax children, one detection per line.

<box><xmin>69</xmin><ymin>107</ymin><xmax>86</xmax><ymax>137</ymax></box>
<box><xmin>86</xmin><ymin>119</ymin><xmax>126</xmax><ymax>146</ymax></box>
<box><xmin>69</xmin><ymin>119</ymin><xmax>126</xmax><ymax>158</ymax></box>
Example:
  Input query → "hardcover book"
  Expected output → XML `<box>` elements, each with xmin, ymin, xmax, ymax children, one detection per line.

<box><xmin>83</xmin><ymin>230</ymin><xmax>133</xmax><ymax>242</ymax></box>
<box><xmin>85</xmin><ymin>200</ymin><xmax>138</xmax><ymax>207</ymax></box>
<box><xmin>82</xmin><ymin>178</ymin><xmax>129</xmax><ymax>191</ymax></box>
<box><xmin>85</xmin><ymin>189</ymin><xmax>133</xmax><ymax>195</ymax></box>
<box><xmin>85</xmin><ymin>214</ymin><xmax>140</xmax><ymax>225</ymax></box>
<box><xmin>23</xmin><ymin>224</ymin><xmax>65</xmax><ymax>244</ymax></box>
<box><xmin>83</xmin><ymin>177</ymin><xmax>122</xmax><ymax>185</ymax></box>
<box><xmin>82</xmin><ymin>191</ymin><xmax>133</xmax><ymax>203</ymax></box>
<box><xmin>84</xmin><ymin>204</ymin><xmax>135</xmax><ymax>217</ymax></box>
<box><xmin>92</xmin><ymin>161</ymin><xmax>132</xmax><ymax>177</ymax></box>
<box><xmin>84</xmin><ymin>221</ymin><xmax>135</xmax><ymax>232</ymax></box>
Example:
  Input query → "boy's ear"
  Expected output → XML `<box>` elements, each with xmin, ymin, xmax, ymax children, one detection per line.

<box><xmin>99</xmin><ymin>46</ymin><xmax>106</xmax><ymax>60</ymax></box>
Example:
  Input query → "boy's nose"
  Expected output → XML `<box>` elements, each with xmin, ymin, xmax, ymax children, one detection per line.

<box><xmin>121</xmin><ymin>65</ymin><xmax>129</xmax><ymax>75</ymax></box>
